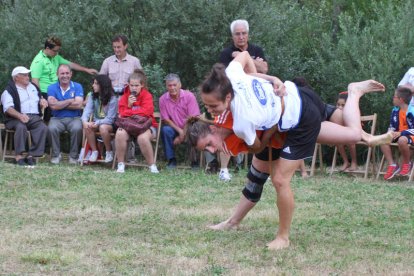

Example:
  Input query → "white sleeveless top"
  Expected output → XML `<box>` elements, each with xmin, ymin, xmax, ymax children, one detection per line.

<box><xmin>225</xmin><ymin>61</ymin><xmax>301</xmax><ymax>146</ymax></box>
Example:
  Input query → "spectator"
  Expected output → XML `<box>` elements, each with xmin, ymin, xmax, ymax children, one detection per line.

<box><xmin>217</xmin><ymin>19</ymin><xmax>269</xmax><ymax>181</ymax></box>
<box><xmin>30</xmin><ymin>36</ymin><xmax>97</xmax><ymax>121</ymax></box>
<box><xmin>335</xmin><ymin>92</ymin><xmax>358</xmax><ymax>171</ymax></box>
<box><xmin>398</xmin><ymin>67</ymin><xmax>414</xmax><ymax>92</ymax></box>
<box><xmin>81</xmin><ymin>75</ymin><xmax>118</xmax><ymax>163</ymax></box>
<box><xmin>159</xmin><ymin>73</ymin><xmax>200</xmax><ymax>169</ymax></box>
<box><xmin>380</xmin><ymin>87</ymin><xmax>414</xmax><ymax>180</ymax></box>
<box><xmin>1</xmin><ymin>66</ymin><xmax>48</xmax><ymax>166</ymax></box>
<box><xmin>219</xmin><ymin>19</ymin><xmax>268</xmax><ymax>73</ymax></box>
<box><xmin>115</xmin><ymin>69</ymin><xmax>159</xmax><ymax>173</ymax></box>
<box><xmin>99</xmin><ymin>34</ymin><xmax>142</xmax><ymax>95</ymax></box>
<box><xmin>47</xmin><ymin>64</ymin><xmax>84</xmax><ymax>164</ymax></box>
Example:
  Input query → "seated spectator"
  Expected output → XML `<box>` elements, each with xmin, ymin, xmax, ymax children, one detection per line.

<box><xmin>159</xmin><ymin>73</ymin><xmax>200</xmax><ymax>169</ymax></box>
<box><xmin>114</xmin><ymin>69</ymin><xmax>159</xmax><ymax>173</ymax></box>
<box><xmin>47</xmin><ymin>64</ymin><xmax>84</xmax><ymax>164</ymax></box>
<box><xmin>1</xmin><ymin>66</ymin><xmax>48</xmax><ymax>166</ymax></box>
<box><xmin>335</xmin><ymin>92</ymin><xmax>358</xmax><ymax>171</ymax></box>
<box><xmin>380</xmin><ymin>87</ymin><xmax>414</xmax><ymax>180</ymax></box>
<box><xmin>81</xmin><ymin>75</ymin><xmax>118</xmax><ymax>163</ymax></box>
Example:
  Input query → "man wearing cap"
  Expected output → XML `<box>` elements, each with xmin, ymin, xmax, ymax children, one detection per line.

<box><xmin>30</xmin><ymin>36</ymin><xmax>97</xmax><ymax>121</ymax></box>
<box><xmin>47</xmin><ymin>64</ymin><xmax>84</xmax><ymax>164</ymax></box>
<box><xmin>159</xmin><ymin>73</ymin><xmax>200</xmax><ymax>169</ymax></box>
<box><xmin>1</xmin><ymin>66</ymin><xmax>48</xmax><ymax>166</ymax></box>
<box><xmin>100</xmin><ymin>34</ymin><xmax>142</xmax><ymax>95</ymax></box>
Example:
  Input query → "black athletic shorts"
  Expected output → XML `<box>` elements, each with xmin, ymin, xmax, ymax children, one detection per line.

<box><xmin>280</xmin><ymin>86</ymin><xmax>325</xmax><ymax>160</ymax></box>
<box><xmin>324</xmin><ymin>104</ymin><xmax>336</xmax><ymax>121</ymax></box>
<box><xmin>254</xmin><ymin>147</ymin><xmax>281</xmax><ymax>161</ymax></box>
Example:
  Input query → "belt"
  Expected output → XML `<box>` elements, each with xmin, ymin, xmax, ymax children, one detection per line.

<box><xmin>25</xmin><ymin>113</ymin><xmax>39</xmax><ymax>116</ymax></box>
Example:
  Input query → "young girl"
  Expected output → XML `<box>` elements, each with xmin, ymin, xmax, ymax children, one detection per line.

<box><xmin>335</xmin><ymin>92</ymin><xmax>358</xmax><ymax>171</ymax></box>
<box><xmin>189</xmin><ymin>51</ymin><xmax>392</xmax><ymax>250</ymax></box>
<box><xmin>114</xmin><ymin>69</ymin><xmax>159</xmax><ymax>173</ymax></box>
<box><xmin>81</xmin><ymin>75</ymin><xmax>118</xmax><ymax>163</ymax></box>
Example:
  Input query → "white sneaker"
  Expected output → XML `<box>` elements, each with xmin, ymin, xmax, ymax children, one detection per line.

<box><xmin>89</xmin><ymin>151</ymin><xmax>99</xmax><ymax>162</ymax></box>
<box><xmin>219</xmin><ymin>169</ymin><xmax>232</xmax><ymax>181</ymax></box>
<box><xmin>51</xmin><ymin>153</ymin><xmax>62</xmax><ymax>164</ymax></box>
<box><xmin>105</xmin><ymin>151</ymin><xmax>114</xmax><ymax>163</ymax></box>
<box><xmin>117</xmin><ymin>162</ymin><xmax>125</xmax><ymax>173</ymax></box>
<box><xmin>149</xmin><ymin>164</ymin><xmax>159</xmax><ymax>173</ymax></box>
<box><xmin>69</xmin><ymin>157</ymin><xmax>78</xmax><ymax>165</ymax></box>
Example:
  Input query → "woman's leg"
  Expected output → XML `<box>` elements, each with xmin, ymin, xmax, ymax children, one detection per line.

<box><xmin>318</xmin><ymin>80</ymin><xmax>387</xmax><ymax>145</ymax></box>
<box><xmin>115</xmin><ymin>128</ymin><xmax>130</xmax><ymax>163</ymax></box>
<box><xmin>137</xmin><ymin>129</ymin><xmax>155</xmax><ymax>165</ymax></box>
<box><xmin>85</xmin><ymin>126</ymin><xmax>98</xmax><ymax>151</ymax></box>
<box><xmin>99</xmin><ymin>124</ymin><xmax>113</xmax><ymax>152</ymax></box>
<box><xmin>209</xmin><ymin>156</ymin><xmax>272</xmax><ymax>230</ymax></box>
<box><xmin>267</xmin><ymin>158</ymin><xmax>301</xmax><ymax>250</ymax></box>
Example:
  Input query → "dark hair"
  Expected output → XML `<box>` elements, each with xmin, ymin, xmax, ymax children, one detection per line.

<box><xmin>338</xmin><ymin>92</ymin><xmax>348</xmax><ymax>101</ymax></box>
<box><xmin>185</xmin><ymin>117</ymin><xmax>213</xmax><ymax>147</ymax></box>
<box><xmin>200</xmin><ymin>63</ymin><xmax>233</xmax><ymax>101</ymax></box>
<box><xmin>128</xmin><ymin>69</ymin><xmax>147</xmax><ymax>86</ymax></box>
<box><xmin>396</xmin><ymin>86</ymin><xmax>412</xmax><ymax>104</ymax></box>
<box><xmin>44</xmin><ymin>36</ymin><xmax>62</xmax><ymax>49</ymax></box>
<box><xmin>112</xmin><ymin>34</ymin><xmax>128</xmax><ymax>45</ymax></box>
<box><xmin>292</xmin><ymin>76</ymin><xmax>312</xmax><ymax>89</ymax></box>
<box><xmin>93</xmin><ymin>75</ymin><xmax>114</xmax><ymax>106</ymax></box>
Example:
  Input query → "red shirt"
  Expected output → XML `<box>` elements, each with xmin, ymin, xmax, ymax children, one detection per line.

<box><xmin>118</xmin><ymin>86</ymin><xmax>157</xmax><ymax>128</ymax></box>
<box><xmin>214</xmin><ymin>109</ymin><xmax>286</xmax><ymax>156</ymax></box>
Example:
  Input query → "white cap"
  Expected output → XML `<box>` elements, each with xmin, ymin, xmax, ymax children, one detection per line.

<box><xmin>11</xmin><ymin>66</ymin><xmax>31</xmax><ymax>77</ymax></box>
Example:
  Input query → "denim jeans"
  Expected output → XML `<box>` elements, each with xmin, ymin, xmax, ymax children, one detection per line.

<box><xmin>161</xmin><ymin>125</ymin><xmax>178</xmax><ymax>161</ymax></box>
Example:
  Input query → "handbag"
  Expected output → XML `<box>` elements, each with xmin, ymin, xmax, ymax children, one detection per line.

<box><xmin>115</xmin><ymin>115</ymin><xmax>152</xmax><ymax>136</ymax></box>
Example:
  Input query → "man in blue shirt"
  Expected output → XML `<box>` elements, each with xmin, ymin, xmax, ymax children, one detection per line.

<box><xmin>47</xmin><ymin>64</ymin><xmax>84</xmax><ymax>164</ymax></box>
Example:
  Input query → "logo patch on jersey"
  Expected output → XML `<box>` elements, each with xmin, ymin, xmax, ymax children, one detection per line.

<box><xmin>252</xmin><ymin>79</ymin><xmax>267</xmax><ymax>105</ymax></box>
<box><xmin>283</xmin><ymin>146</ymin><xmax>291</xmax><ymax>154</ymax></box>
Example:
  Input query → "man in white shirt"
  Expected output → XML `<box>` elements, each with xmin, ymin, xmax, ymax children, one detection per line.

<box><xmin>1</xmin><ymin>66</ymin><xmax>48</xmax><ymax>166</ymax></box>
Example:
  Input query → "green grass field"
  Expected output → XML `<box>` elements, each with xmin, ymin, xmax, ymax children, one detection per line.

<box><xmin>0</xmin><ymin>162</ymin><xmax>413</xmax><ymax>275</ymax></box>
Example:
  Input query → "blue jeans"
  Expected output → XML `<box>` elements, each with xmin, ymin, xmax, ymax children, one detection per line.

<box><xmin>161</xmin><ymin>125</ymin><xmax>178</xmax><ymax>161</ymax></box>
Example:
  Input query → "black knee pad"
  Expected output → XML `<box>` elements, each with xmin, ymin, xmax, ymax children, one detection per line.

<box><xmin>242</xmin><ymin>165</ymin><xmax>269</xmax><ymax>203</ymax></box>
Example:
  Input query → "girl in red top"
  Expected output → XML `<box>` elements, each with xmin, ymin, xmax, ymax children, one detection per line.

<box><xmin>115</xmin><ymin>69</ymin><xmax>159</xmax><ymax>173</ymax></box>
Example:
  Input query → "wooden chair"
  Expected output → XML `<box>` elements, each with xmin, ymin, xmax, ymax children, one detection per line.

<box><xmin>2</xmin><ymin>125</ymin><xmax>32</xmax><ymax>162</ymax></box>
<box><xmin>0</xmin><ymin>123</ymin><xmax>5</xmax><ymax>160</ymax></box>
<box><xmin>309</xmin><ymin>143</ymin><xmax>324</xmax><ymax>176</ymax></box>
<box><xmin>330</xmin><ymin>113</ymin><xmax>378</xmax><ymax>179</ymax></box>
<box><xmin>376</xmin><ymin>143</ymin><xmax>414</xmax><ymax>181</ymax></box>
<box><xmin>112</xmin><ymin>112</ymin><xmax>162</xmax><ymax>169</ymax></box>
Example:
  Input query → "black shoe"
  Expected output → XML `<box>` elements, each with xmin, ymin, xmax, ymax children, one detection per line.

<box><xmin>167</xmin><ymin>158</ymin><xmax>177</xmax><ymax>170</ymax></box>
<box><xmin>26</xmin><ymin>156</ymin><xmax>36</xmax><ymax>166</ymax></box>
<box><xmin>16</xmin><ymin>158</ymin><xmax>27</xmax><ymax>166</ymax></box>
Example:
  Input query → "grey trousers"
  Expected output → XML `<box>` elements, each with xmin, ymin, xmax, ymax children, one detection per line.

<box><xmin>48</xmin><ymin>117</ymin><xmax>82</xmax><ymax>159</ymax></box>
<box><xmin>5</xmin><ymin>114</ymin><xmax>48</xmax><ymax>157</ymax></box>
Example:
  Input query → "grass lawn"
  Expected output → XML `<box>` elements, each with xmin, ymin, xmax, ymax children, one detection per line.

<box><xmin>0</xmin><ymin>161</ymin><xmax>413</xmax><ymax>275</ymax></box>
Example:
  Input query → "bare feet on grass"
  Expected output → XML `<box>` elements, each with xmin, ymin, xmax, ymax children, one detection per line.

<box><xmin>266</xmin><ymin>236</ymin><xmax>290</xmax><ymax>250</ymax></box>
<box><xmin>208</xmin><ymin>220</ymin><xmax>239</xmax><ymax>230</ymax></box>
<box><xmin>347</xmin><ymin>80</ymin><xmax>385</xmax><ymax>97</ymax></box>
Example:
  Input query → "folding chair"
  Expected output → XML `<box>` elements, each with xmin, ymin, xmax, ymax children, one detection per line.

<box><xmin>112</xmin><ymin>112</ymin><xmax>162</xmax><ymax>169</ymax></box>
<box><xmin>309</xmin><ymin>143</ymin><xmax>324</xmax><ymax>176</ymax></box>
<box><xmin>330</xmin><ymin>113</ymin><xmax>378</xmax><ymax>179</ymax></box>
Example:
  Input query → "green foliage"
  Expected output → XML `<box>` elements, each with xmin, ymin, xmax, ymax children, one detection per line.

<box><xmin>0</xmin><ymin>0</ymin><xmax>413</xmax><ymax>131</ymax></box>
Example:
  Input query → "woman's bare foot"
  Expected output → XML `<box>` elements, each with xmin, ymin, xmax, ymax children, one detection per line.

<box><xmin>208</xmin><ymin>219</ymin><xmax>239</xmax><ymax>230</ymax></box>
<box><xmin>364</xmin><ymin>131</ymin><xmax>393</xmax><ymax>146</ymax></box>
<box><xmin>347</xmin><ymin>80</ymin><xmax>385</xmax><ymax>97</ymax></box>
<box><xmin>347</xmin><ymin>163</ymin><xmax>358</xmax><ymax>172</ymax></box>
<box><xmin>266</xmin><ymin>237</ymin><xmax>290</xmax><ymax>250</ymax></box>
<box><xmin>339</xmin><ymin>163</ymin><xmax>350</xmax><ymax>172</ymax></box>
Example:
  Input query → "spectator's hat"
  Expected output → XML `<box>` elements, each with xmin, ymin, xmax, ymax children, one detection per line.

<box><xmin>12</xmin><ymin>66</ymin><xmax>31</xmax><ymax>77</ymax></box>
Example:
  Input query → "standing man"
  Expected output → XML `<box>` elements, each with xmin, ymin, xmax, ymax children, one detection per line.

<box><xmin>1</xmin><ymin>66</ymin><xmax>48</xmax><ymax>166</ymax></box>
<box><xmin>159</xmin><ymin>74</ymin><xmax>200</xmax><ymax>169</ymax></box>
<box><xmin>100</xmin><ymin>34</ymin><xmax>142</xmax><ymax>94</ymax></box>
<box><xmin>219</xmin><ymin>19</ymin><xmax>268</xmax><ymax>73</ymax></box>
<box><xmin>47</xmin><ymin>64</ymin><xmax>84</xmax><ymax>164</ymax></box>
<box><xmin>30</xmin><ymin>36</ymin><xmax>97</xmax><ymax>121</ymax></box>
<box><xmin>216</xmin><ymin>19</ymin><xmax>269</xmax><ymax>181</ymax></box>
